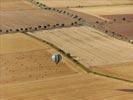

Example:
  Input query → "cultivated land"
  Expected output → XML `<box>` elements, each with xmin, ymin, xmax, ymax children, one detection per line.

<box><xmin>1</xmin><ymin>73</ymin><xmax>133</xmax><ymax>100</ymax></box>
<box><xmin>71</xmin><ymin>5</ymin><xmax>133</xmax><ymax>40</ymax></box>
<box><xmin>1</xmin><ymin>33</ymin><xmax>133</xmax><ymax>100</ymax></box>
<box><xmin>0</xmin><ymin>33</ymin><xmax>80</xmax><ymax>84</ymax></box>
<box><xmin>29</xmin><ymin>26</ymin><xmax>133</xmax><ymax>81</ymax></box>
<box><xmin>1</xmin><ymin>0</ymin><xmax>133</xmax><ymax>100</ymax></box>
<box><xmin>0</xmin><ymin>0</ymin><xmax>76</xmax><ymax>33</ymax></box>
<box><xmin>39</xmin><ymin>0</ymin><xmax>133</xmax><ymax>8</ymax></box>
<box><xmin>71</xmin><ymin>5</ymin><xmax>133</xmax><ymax>16</ymax></box>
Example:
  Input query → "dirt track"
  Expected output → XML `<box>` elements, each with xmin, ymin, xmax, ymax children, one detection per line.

<box><xmin>29</xmin><ymin>26</ymin><xmax>133</xmax><ymax>81</ymax></box>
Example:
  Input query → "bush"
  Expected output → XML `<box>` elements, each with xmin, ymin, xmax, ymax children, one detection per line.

<box><xmin>20</xmin><ymin>28</ymin><xmax>23</xmax><ymax>31</ymax></box>
<box><xmin>47</xmin><ymin>24</ymin><xmax>50</xmax><ymax>27</ymax></box>
<box><xmin>66</xmin><ymin>53</ymin><xmax>71</xmax><ymax>57</ymax></box>
<box><xmin>112</xmin><ymin>32</ymin><xmax>115</xmax><ymax>36</ymax></box>
<box><xmin>44</xmin><ymin>26</ymin><xmax>47</xmax><ymax>29</ymax></box>
<box><xmin>74</xmin><ymin>15</ymin><xmax>78</xmax><ymax>18</ymax></box>
<box><xmin>59</xmin><ymin>49</ymin><xmax>65</xmax><ymax>54</ymax></box>
<box><xmin>9</xmin><ymin>29</ymin><xmax>13</xmax><ymax>32</ymax></box>
<box><xmin>25</xmin><ymin>28</ymin><xmax>28</xmax><ymax>31</ymax></box>
<box><xmin>35</xmin><ymin>27</ymin><xmax>38</xmax><ymax>30</ymax></box>
<box><xmin>74</xmin><ymin>22</ymin><xmax>77</xmax><ymax>24</ymax></box>
<box><xmin>78</xmin><ymin>18</ymin><xmax>82</xmax><ymax>21</ymax></box>
<box><xmin>6</xmin><ymin>30</ymin><xmax>9</xmax><ymax>33</ymax></box>
<box><xmin>52</xmin><ymin>8</ymin><xmax>56</xmax><ymax>11</ymax></box>
<box><xmin>71</xmin><ymin>23</ymin><xmax>74</xmax><ymax>26</ymax></box>
<box><xmin>61</xmin><ymin>24</ymin><xmax>65</xmax><ymax>27</ymax></box>
<box><xmin>122</xmin><ymin>17</ymin><xmax>126</xmax><ymax>21</ymax></box>
<box><xmin>36</xmin><ymin>2</ymin><xmax>39</xmax><ymax>5</ymax></box>
<box><xmin>38</xmin><ymin>25</ymin><xmax>42</xmax><ymax>28</ymax></box>
<box><xmin>96</xmin><ymin>21</ymin><xmax>99</xmax><ymax>24</ymax></box>
<box><xmin>63</xmin><ymin>11</ymin><xmax>66</xmax><ymax>14</ymax></box>
<box><xmin>105</xmin><ymin>30</ymin><xmax>108</xmax><ymax>33</ymax></box>
<box><xmin>113</xmin><ymin>19</ymin><xmax>116</xmax><ymax>22</ymax></box>
<box><xmin>16</xmin><ymin>29</ymin><xmax>19</xmax><ymax>32</ymax></box>
<box><xmin>56</xmin><ymin>24</ymin><xmax>59</xmax><ymax>26</ymax></box>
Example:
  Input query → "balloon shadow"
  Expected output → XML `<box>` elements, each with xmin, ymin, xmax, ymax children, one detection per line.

<box><xmin>117</xmin><ymin>89</ymin><xmax>133</xmax><ymax>93</ymax></box>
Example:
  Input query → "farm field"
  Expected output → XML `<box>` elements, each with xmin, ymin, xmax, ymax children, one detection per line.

<box><xmin>38</xmin><ymin>0</ymin><xmax>133</xmax><ymax>8</ymax></box>
<box><xmin>0</xmin><ymin>0</ymin><xmax>76</xmax><ymax>33</ymax></box>
<box><xmin>0</xmin><ymin>33</ymin><xmax>80</xmax><ymax>84</ymax></box>
<box><xmin>1</xmin><ymin>73</ymin><xmax>133</xmax><ymax>100</ymax></box>
<box><xmin>1</xmin><ymin>33</ymin><xmax>133</xmax><ymax>100</ymax></box>
<box><xmin>29</xmin><ymin>26</ymin><xmax>133</xmax><ymax>81</ymax></box>
<box><xmin>71</xmin><ymin>5</ymin><xmax>133</xmax><ymax>16</ymax></box>
<box><xmin>71</xmin><ymin>5</ymin><xmax>133</xmax><ymax>40</ymax></box>
<box><xmin>1</xmin><ymin>0</ymin><xmax>133</xmax><ymax>100</ymax></box>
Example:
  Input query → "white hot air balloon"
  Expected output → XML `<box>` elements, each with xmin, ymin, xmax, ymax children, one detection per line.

<box><xmin>51</xmin><ymin>53</ymin><xmax>62</xmax><ymax>64</ymax></box>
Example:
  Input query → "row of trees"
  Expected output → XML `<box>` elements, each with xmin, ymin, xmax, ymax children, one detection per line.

<box><xmin>0</xmin><ymin>22</ymin><xmax>79</xmax><ymax>34</ymax></box>
<box><xmin>28</xmin><ymin>0</ymin><xmax>83</xmax><ymax>23</ymax></box>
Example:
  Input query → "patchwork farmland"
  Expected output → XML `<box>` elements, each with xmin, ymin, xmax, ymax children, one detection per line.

<box><xmin>71</xmin><ymin>5</ymin><xmax>133</xmax><ymax>40</ymax></box>
<box><xmin>29</xmin><ymin>26</ymin><xmax>133</xmax><ymax>81</ymax></box>
<box><xmin>0</xmin><ymin>0</ymin><xmax>79</xmax><ymax>34</ymax></box>
<box><xmin>0</xmin><ymin>0</ymin><xmax>133</xmax><ymax>100</ymax></box>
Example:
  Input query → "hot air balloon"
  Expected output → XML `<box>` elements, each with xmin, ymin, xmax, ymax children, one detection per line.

<box><xmin>51</xmin><ymin>53</ymin><xmax>62</xmax><ymax>64</ymax></box>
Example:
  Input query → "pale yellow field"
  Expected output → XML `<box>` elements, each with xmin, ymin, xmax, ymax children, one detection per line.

<box><xmin>29</xmin><ymin>26</ymin><xmax>133</xmax><ymax>81</ymax></box>
<box><xmin>1</xmin><ymin>73</ymin><xmax>133</xmax><ymax>100</ymax></box>
<box><xmin>38</xmin><ymin>0</ymin><xmax>133</xmax><ymax>8</ymax></box>
<box><xmin>0</xmin><ymin>33</ymin><xmax>49</xmax><ymax>54</ymax></box>
<box><xmin>0</xmin><ymin>33</ymin><xmax>82</xmax><ymax>84</ymax></box>
<box><xmin>71</xmin><ymin>5</ymin><xmax>133</xmax><ymax>17</ymax></box>
<box><xmin>1</xmin><ymin>1</ymin><xmax>133</xmax><ymax>100</ymax></box>
<box><xmin>1</xmin><ymin>33</ymin><xmax>133</xmax><ymax>100</ymax></box>
<box><xmin>91</xmin><ymin>62</ymin><xmax>133</xmax><ymax>81</ymax></box>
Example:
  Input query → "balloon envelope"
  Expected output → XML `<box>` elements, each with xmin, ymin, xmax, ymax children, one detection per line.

<box><xmin>52</xmin><ymin>53</ymin><xmax>62</xmax><ymax>64</ymax></box>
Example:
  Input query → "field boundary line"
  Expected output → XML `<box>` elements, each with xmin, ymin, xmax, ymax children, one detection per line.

<box><xmin>24</xmin><ymin>32</ymin><xmax>133</xmax><ymax>83</ymax></box>
<box><xmin>65</xmin><ymin>4</ymin><xmax>133</xmax><ymax>9</ymax></box>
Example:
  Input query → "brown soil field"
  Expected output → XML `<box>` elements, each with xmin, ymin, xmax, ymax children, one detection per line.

<box><xmin>0</xmin><ymin>33</ymin><xmax>81</xmax><ymax>84</ymax></box>
<box><xmin>38</xmin><ymin>0</ymin><xmax>133</xmax><ymax>8</ymax></box>
<box><xmin>101</xmin><ymin>14</ymin><xmax>133</xmax><ymax>39</ymax></box>
<box><xmin>0</xmin><ymin>0</ymin><xmax>77</xmax><ymax>33</ymax></box>
<box><xmin>29</xmin><ymin>26</ymin><xmax>133</xmax><ymax>81</ymax></box>
<box><xmin>71</xmin><ymin>5</ymin><xmax>133</xmax><ymax>40</ymax></box>
<box><xmin>1</xmin><ymin>73</ymin><xmax>133</xmax><ymax>100</ymax></box>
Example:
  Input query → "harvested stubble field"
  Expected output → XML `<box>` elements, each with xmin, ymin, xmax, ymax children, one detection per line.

<box><xmin>38</xmin><ymin>0</ymin><xmax>133</xmax><ymax>8</ymax></box>
<box><xmin>0</xmin><ymin>0</ymin><xmax>77</xmax><ymax>33</ymax></box>
<box><xmin>29</xmin><ymin>26</ymin><xmax>133</xmax><ymax>81</ymax></box>
<box><xmin>1</xmin><ymin>73</ymin><xmax>133</xmax><ymax>100</ymax></box>
<box><xmin>1</xmin><ymin>0</ymin><xmax>133</xmax><ymax>100</ymax></box>
<box><xmin>1</xmin><ymin>33</ymin><xmax>133</xmax><ymax>100</ymax></box>
<box><xmin>0</xmin><ymin>33</ymin><xmax>80</xmax><ymax>85</ymax></box>
<box><xmin>71</xmin><ymin>5</ymin><xmax>133</xmax><ymax>16</ymax></box>
<box><xmin>71</xmin><ymin>5</ymin><xmax>133</xmax><ymax>40</ymax></box>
